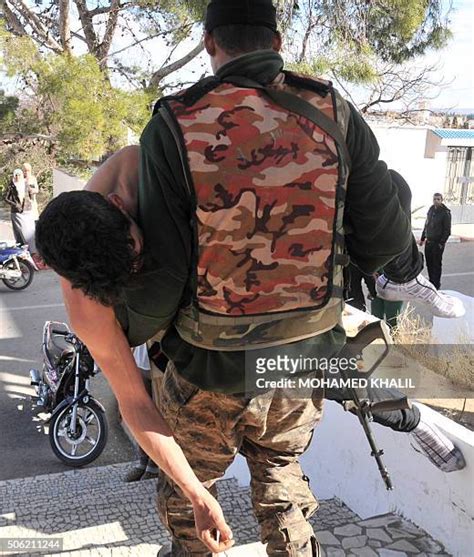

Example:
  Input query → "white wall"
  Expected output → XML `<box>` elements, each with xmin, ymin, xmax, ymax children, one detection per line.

<box><xmin>369</xmin><ymin>125</ymin><xmax>448</xmax><ymax>218</ymax></box>
<box><xmin>53</xmin><ymin>168</ymin><xmax>85</xmax><ymax>197</ymax></box>
<box><xmin>225</xmin><ymin>401</ymin><xmax>473</xmax><ymax>557</ymax></box>
<box><xmin>303</xmin><ymin>401</ymin><xmax>473</xmax><ymax>557</ymax></box>
<box><xmin>224</xmin><ymin>298</ymin><xmax>474</xmax><ymax>557</ymax></box>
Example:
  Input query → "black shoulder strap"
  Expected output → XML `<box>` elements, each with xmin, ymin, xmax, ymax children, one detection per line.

<box><xmin>283</xmin><ymin>71</ymin><xmax>331</xmax><ymax>96</ymax></box>
<box><xmin>222</xmin><ymin>74</ymin><xmax>351</xmax><ymax>170</ymax></box>
<box><xmin>152</xmin><ymin>76</ymin><xmax>221</xmax><ymax>116</ymax></box>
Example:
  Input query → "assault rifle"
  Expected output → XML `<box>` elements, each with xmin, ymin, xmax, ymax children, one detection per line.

<box><xmin>338</xmin><ymin>320</ymin><xmax>411</xmax><ymax>490</ymax></box>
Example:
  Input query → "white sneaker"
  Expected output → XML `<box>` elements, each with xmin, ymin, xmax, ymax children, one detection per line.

<box><xmin>376</xmin><ymin>273</ymin><xmax>465</xmax><ymax>318</ymax></box>
<box><xmin>411</xmin><ymin>408</ymin><xmax>466</xmax><ymax>473</ymax></box>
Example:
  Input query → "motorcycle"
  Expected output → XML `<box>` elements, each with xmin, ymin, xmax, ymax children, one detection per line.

<box><xmin>30</xmin><ymin>321</ymin><xmax>108</xmax><ymax>467</ymax></box>
<box><xmin>0</xmin><ymin>241</ymin><xmax>37</xmax><ymax>290</ymax></box>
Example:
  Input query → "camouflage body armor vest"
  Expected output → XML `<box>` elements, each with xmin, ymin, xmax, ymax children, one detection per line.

<box><xmin>156</xmin><ymin>71</ymin><xmax>351</xmax><ymax>350</ymax></box>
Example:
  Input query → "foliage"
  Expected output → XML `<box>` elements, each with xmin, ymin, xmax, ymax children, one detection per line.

<box><xmin>0</xmin><ymin>89</ymin><xmax>19</xmax><ymax>128</ymax></box>
<box><xmin>285</xmin><ymin>0</ymin><xmax>450</xmax><ymax>86</ymax></box>
<box><xmin>1</xmin><ymin>29</ymin><xmax>153</xmax><ymax>161</ymax></box>
<box><xmin>367</xmin><ymin>0</ymin><xmax>451</xmax><ymax>63</ymax></box>
<box><xmin>33</xmin><ymin>53</ymin><xmax>152</xmax><ymax>159</ymax></box>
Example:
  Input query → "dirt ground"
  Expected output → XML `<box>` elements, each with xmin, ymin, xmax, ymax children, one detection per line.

<box><xmin>421</xmin><ymin>398</ymin><xmax>474</xmax><ymax>431</ymax></box>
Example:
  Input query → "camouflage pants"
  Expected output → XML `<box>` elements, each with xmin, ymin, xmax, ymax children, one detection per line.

<box><xmin>154</xmin><ymin>361</ymin><xmax>323</xmax><ymax>557</ymax></box>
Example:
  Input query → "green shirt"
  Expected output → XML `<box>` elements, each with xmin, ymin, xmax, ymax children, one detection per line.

<box><xmin>121</xmin><ymin>50</ymin><xmax>411</xmax><ymax>393</ymax></box>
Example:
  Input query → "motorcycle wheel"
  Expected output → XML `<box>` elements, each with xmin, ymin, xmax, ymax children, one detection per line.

<box><xmin>49</xmin><ymin>400</ymin><xmax>108</xmax><ymax>467</ymax></box>
<box><xmin>2</xmin><ymin>260</ymin><xmax>35</xmax><ymax>290</ymax></box>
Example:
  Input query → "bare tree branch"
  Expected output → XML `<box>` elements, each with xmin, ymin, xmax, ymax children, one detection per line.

<box><xmin>150</xmin><ymin>41</ymin><xmax>205</xmax><ymax>88</ymax></box>
<box><xmin>0</xmin><ymin>0</ymin><xmax>25</xmax><ymax>37</ymax></box>
<box><xmin>89</xmin><ymin>1</ymin><xmax>137</xmax><ymax>17</ymax></box>
<box><xmin>9</xmin><ymin>0</ymin><xmax>62</xmax><ymax>52</ymax></box>
<box><xmin>1</xmin><ymin>132</ymin><xmax>56</xmax><ymax>142</ymax></box>
<box><xmin>105</xmin><ymin>29</ymin><xmax>171</xmax><ymax>60</ymax></box>
<box><xmin>358</xmin><ymin>62</ymin><xmax>449</xmax><ymax>114</ymax></box>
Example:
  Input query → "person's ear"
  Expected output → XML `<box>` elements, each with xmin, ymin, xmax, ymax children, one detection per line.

<box><xmin>204</xmin><ymin>31</ymin><xmax>216</xmax><ymax>56</ymax></box>
<box><xmin>107</xmin><ymin>193</ymin><xmax>127</xmax><ymax>213</ymax></box>
<box><xmin>272</xmin><ymin>32</ymin><xmax>282</xmax><ymax>52</ymax></box>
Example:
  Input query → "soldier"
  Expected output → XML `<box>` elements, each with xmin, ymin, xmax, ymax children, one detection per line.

<box><xmin>36</xmin><ymin>1</ymin><xmax>465</xmax><ymax>555</ymax></box>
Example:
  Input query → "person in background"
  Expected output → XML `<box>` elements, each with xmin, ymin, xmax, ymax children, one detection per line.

<box><xmin>22</xmin><ymin>162</ymin><xmax>39</xmax><ymax>221</ymax></box>
<box><xmin>4</xmin><ymin>168</ymin><xmax>37</xmax><ymax>252</ymax></box>
<box><xmin>345</xmin><ymin>262</ymin><xmax>377</xmax><ymax>313</ymax></box>
<box><xmin>419</xmin><ymin>193</ymin><xmax>451</xmax><ymax>289</ymax></box>
<box><xmin>125</xmin><ymin>343</ymin><xmax>160</xmax><ymax>482</ymax></box>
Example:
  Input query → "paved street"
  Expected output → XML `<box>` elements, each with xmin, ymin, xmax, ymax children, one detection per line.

<box><xmin>0</xmin><ymin>269</ymin><xmax>135</xmax><ymax>481</ymax></box>
<box><xmin>432</xmin><ymin>241</ymin><xmax>474</xmax><ymax>297</ymax></box>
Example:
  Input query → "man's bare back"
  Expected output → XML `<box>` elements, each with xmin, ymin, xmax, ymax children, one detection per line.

<box><xmin>85</xmin><ymin>145</ymin><xmax>139</xmax><ymax>217</ymax></box>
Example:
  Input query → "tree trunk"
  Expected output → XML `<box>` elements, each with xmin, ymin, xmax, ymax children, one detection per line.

<box><xmin>59</xmin><ymin>0</ymin><xmax>72</xmax><ymax>54</ymax></box>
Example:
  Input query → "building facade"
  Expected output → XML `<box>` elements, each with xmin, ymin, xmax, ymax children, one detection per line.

<box><xmin>369</xmin><ymin>125</ymin><xmax>474</xmax><ymax>225</ymax></box>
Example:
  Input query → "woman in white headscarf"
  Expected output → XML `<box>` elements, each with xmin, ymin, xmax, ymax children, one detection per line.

<box><xmin>3</xmin><ymin>168</ymin><xmax>37</xmax><ymax>252</ymax></box>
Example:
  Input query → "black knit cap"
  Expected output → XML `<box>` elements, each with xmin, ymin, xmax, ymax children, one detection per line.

<box><xmin>205</xmin><ymin>0</ymin><xmax>278</xmax><ymax>33</ymax></box>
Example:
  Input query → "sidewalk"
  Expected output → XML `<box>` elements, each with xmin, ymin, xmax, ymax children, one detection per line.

<box><xmin>0</xmin><ymin>462</ymin><xmax>450</xmax><ymax>556</ymax></box>
<box><xmin>412</xmin><ymin>218</ymin><xmax>474</xmax><ymax>242</ymax></box>
<box><xmin>451</xmin><ymin>223</ymin><xmax>474</xmax><ymax>241</ymax></box>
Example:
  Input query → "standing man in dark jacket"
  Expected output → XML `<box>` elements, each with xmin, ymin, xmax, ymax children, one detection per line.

<box><xmin>420</xmin><ymin>193</ymin><xmax>451</xmax><ymax>289</ymax></box>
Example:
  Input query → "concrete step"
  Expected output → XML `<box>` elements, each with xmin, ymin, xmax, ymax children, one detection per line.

<box><xmin>0</xmin><ymin>463</ymin><xmax>450</xmax><ymax>556</ymax></box>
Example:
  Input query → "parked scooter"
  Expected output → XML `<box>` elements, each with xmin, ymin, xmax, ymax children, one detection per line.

<box><xmin>0</xmin><ymin>241</ymin><xmax>36</xmax><ymax>290</ymax></box>
<box><xmin>30</xmin><ymin>321</ymin><xmax>108</xmax><ymax>466</ymax></box>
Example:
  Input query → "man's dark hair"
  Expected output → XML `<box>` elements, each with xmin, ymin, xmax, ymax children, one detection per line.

<box><xmin>36</xmin><ymin>191</ymin><xmax>137</xmax><ymax>306</ymax></box>
<box><xmin>211</xmin><ymin>24</ymin><xmax>276</xmax><ymax>56</ymax></box>
<box><xmin>434</xmin><ymin>193</ymin><xmax>443</xmax><ymax>199</ymax></box>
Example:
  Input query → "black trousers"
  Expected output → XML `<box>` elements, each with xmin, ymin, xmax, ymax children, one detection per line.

<box><xmin>425</xmin><ymin>241</ymin><xmax>445</xmax><ymax>289</ymax></box>
<box><xmin>345</xmin><ymin>263</ymin><xmax>377</xmax><ymax>312</ymax></box>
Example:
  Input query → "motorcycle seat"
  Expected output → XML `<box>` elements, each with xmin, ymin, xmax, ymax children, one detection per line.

<box><xmin>0</xmin><ymin>241</ymin><xmax>17</xmax><ymax>250</ymax></box>
<box><xmin>47</xmin><ymin>335</ymin><xmax>75</xmax><ymax>367</ymax></box>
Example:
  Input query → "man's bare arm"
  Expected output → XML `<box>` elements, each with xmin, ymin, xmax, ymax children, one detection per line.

<box><xmin>61</xmin><ymin>279</ymin><xmax>203</xmax><ymax>496</ymax></box>
<box><xmin>60</xmin><ymin>279</ymin><xmax>233</xmax><ymax>551</ymax></box>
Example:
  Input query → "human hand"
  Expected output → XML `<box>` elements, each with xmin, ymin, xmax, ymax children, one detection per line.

<box><xmin>191</xmin><ymin>487</ymin><xmax>234</xmax><ymax>553</ymax></box>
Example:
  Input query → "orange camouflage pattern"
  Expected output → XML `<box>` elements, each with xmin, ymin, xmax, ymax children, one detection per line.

<box><xmin>166</xmin><ymin>73</ymin><xmax>350</xmax><ymax>349</ymax></box>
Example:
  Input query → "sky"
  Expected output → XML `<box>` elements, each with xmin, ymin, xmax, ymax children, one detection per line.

<box><xmin>1</xmin><ymin>0</ymin><xmax>473</xmax><ymax>111</ymax></box>
<box><xmin>124</xmin><ymin>0</ymin><xmax>474</xmax><ymax>111</ymax></box>
<box><xmin>421</xmin><ymin>0</ymin><xmax>474</xmax><ymax>109</ymax></box>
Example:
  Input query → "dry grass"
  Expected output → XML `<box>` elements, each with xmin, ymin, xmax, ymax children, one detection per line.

<box><xmin>391</xmin><ymin>305</ymin><xmax>473</xmax><ymax>390</ymax></box>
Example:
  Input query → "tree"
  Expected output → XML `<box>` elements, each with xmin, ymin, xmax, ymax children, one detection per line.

<box><xmin>284</xmin><ymin>0</ymin><xmax>450</xmax><ymax>67</ymax></box>
<box><xmin>1</xmin><ymin>0</ymin><xmax>451</xmax><ymax>94</ymax></box>
<box><xmin>1</xmin><ymin>24</ymin><xmax>153</xmax><ymax>158</ymax></box>
<box><xmin>0</xmin><ymin>0</ymin><xmax>205</xmax><ymax>89</ymax></box>
<box><xmin>0</xmin><ymin>88</ymin><xmax>18</xmax><ymax>126</ymax></box>
<box><xmin>281</xmin><ymin>0</ymin><xmax>451</xmax><ymax>112</ymax></box>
